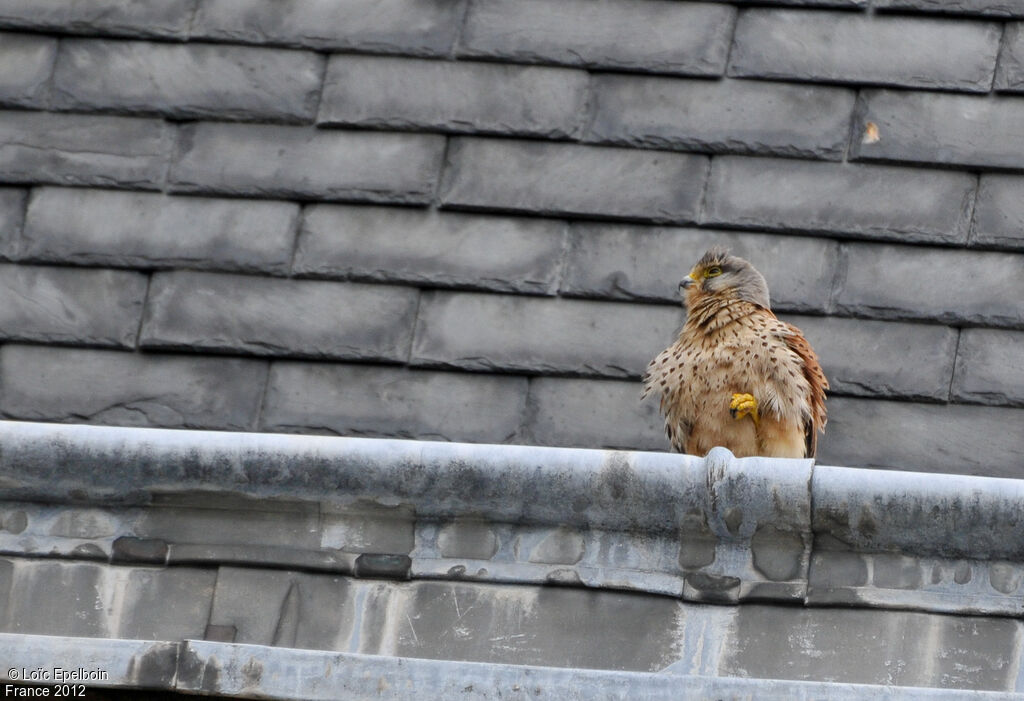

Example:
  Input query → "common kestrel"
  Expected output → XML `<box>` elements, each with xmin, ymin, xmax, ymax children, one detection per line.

<box><xmin>641</xmin><ymin>247</ymin><xmax>828</xmax><ymax>459</ymax></box>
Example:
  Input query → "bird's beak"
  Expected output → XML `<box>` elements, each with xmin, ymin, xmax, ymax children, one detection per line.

<box><xmin>679</xmin><ymin>275</ymin><xmax>695</xmax><ymax>290</ymax></box>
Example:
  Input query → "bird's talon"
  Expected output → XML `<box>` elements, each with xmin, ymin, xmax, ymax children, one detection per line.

<box><xmin>730</xmin><ymin>393</ymin><xmax>759</xmax><ymax>425</ymax></box>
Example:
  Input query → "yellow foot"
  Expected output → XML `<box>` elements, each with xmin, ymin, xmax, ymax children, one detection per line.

<box><xmin>730</xmin><ymin>393</ymin><xmax>759</xmax><ymax>426</ymax></box>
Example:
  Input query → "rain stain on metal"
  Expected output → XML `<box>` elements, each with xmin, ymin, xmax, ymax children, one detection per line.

<box><xmin>111</xmin><ymin>535</ymin><xmax>168</xmax><ymax>564</ymax></box>
<box><xmin>438</xmin><ymin>520</ymin><xmax>499</xmax><ymax>560</ymax></box>
<box><xmin>857</xmin><ymin>506</ymin><xmax>878</xmax><ymax>539</ymax></box>
<box><xmin>600</xmin><ymin>452</ymin><xmax>633</xmax><ymax>501</ymax></box>
<box><xmin>528</xmin><ymin>527</ymin><xmax>585</xmax><ymax>565</ymax></box>
<box><xmin>176</xmin><ymin>645</ymin><xmax>221</xmax><ymax>694</ymax></box>
<box><xmin>354</xmin><ymin>553</ymin><xmax>412</xmax><ymax>579</ymax></box>
<box><xmin>954</xmin><ymin>561</ymin><xmax>972</xmax><ymax>585</ymax></box>
<box><xmin>546</xmin><ymin>568</ymin><xmax>583</xmax><ymax>586</ymax></box>
<box><xmin>750</xmin><ymin>527</ymin><xmax>805</xmax><ymax>582</ymax></box>
<box><xmin>125</xmin><ymin>642</ymin><xmax>179</xmax><ymax>688</ymax></box>
<box><xmin>71</xmin><ymin>543</ymin><xmax>106</xmax><ymax>559</ymax></box>
<box><xmin>3</xmin><ymin>510</ymin><xmax>27</xmax><ymax>534</ymax></box>
<box><xmin>241</xmin><ymin>656</ymin><xmax>263</xmax><ymax>689</ymax></box>
<box><xmin>724</xmin><ymin>507</ymin><xmax>744</xmax><ymax>537</ymax></box>
<box><xmin>686</xmin><ymin>572</ymin><xmax>740</xmax><ymax>592</ymax></box>
<box><xmin>988</xmin><ymin>562</ymin><xmax>1022</xmax><ymax>595</ymax></box>
<box><xmin>678</xmin><ymin>536</ymin><xmax>716</xmax><ymax>569</ymax></box>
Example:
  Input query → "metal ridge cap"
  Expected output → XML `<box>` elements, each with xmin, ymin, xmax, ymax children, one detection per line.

<box><xmin>2</xmin><ymin>420</ymin><xmax>1022</xmax><ymax>547</ymax></box>
<box><xmin>0</xmin><ymin>420</ymin><xmax>813</xmax><ymax>535</ymax></box>
<box><xmin>1</xmin><ymin>421</ymin><xmax>1023</xmax><ymax>612</ymax></box>
<box><xmin>2</xmin><ymin>420</ymin><xmax>1023</xmax><ymax>559</ymax></box>
<box><xmin>812</xmin><ymin>464</ymin><xmax>1024</xmax><ymax>560</ymax></box>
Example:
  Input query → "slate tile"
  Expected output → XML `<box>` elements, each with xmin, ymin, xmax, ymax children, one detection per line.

<box><xmin>0</xmin><ymin>569</ymin><xmax>191</xmax><ymax>656</ymax></box>
<box><xmin>588</xmin><ymin>76</ymin><xmax>853</xmax><ymax>160</ymax></box>
<box><xmin>170</xmin><ymin>123</ymin><xmax>445</xmax><ymax>203</ymax></box>
<box><xmin>0</xmin><ymin>32</ymin><xmax>57</xmax><ymax>108</ymax></box>
<box><xmin>22</xmin><ymin>187</ymin><xmax>298</xmax><ymax>273</ymax></box>
<box><xmin>140</xmin><ymin>271</ymin><xmax>419</xmax><ymax>360</ymax></box>
<box><xmin>293</xmin><ymin>205</ymin><xmax>566</xmax><ymax>295</ymax></box>
<box><xmin>730</xmin><ymin>11</ymin><xmax>1001</xmax><ymax>92</ymax></box>
<box><xmin>817</xmin><ymin>397</ymin><xmax>1024</xmax><ymax>478</ymax></box>
<box><xmin>0</xmin><ymin>187</ymin><xmax>25</xmax><ymax>259</ymax></box>
<box><xmin>561</xmin><ymin>224</ymin><xmax>837</xmax><ymax>313</ymax></box>
<box><xmin>460</xmin><ymin>0</ymin><xmax>735</xmax><ymax>76</ymax></box>
<box><xmin>441</xmin><ymin>138</ymin><xmax>708</xmax><ymax>223</ymax></box>
<box><xmin>791</xmin><ymin>316</ymin><xmax>958</xmax><ymax>401</ymax></box>
<box><xmin>525</xmin><ymin>377</ymin><xmax>667</xmax><ymax>451</ymax></box>
<box><xmin>836</xmin><ymin>244</ymin><xmax>1024</xmax><ymax>328</ymax></box>
<box><xmin>191</xmin><ymin>0</ymin><xmax>463</xmax><ymax>55</ymax></box>
<box><xmin>952</xmin><ymin>328</ymin><xmax>1024</xmax><ymax>406</ymax></box>
<box><xmin>0</xmin><ymin>110</ymin><xmax>170</xmax><ymax>188</ymax></box>
<box><xmin>52</xmin><ymin>40</ymin><xmax>325</xmax><ymax>123</ymax></box>
<box><xmin>207</xmin><ymin>567</ymin><xmax>354</xmax><ymax>649</ymax></box>
<box><xmin>853</xmin><ymin>90</ymin><xmax>1024</xmax><ymax>170</ymax></box>
<box><xmin>318</xmin><ymin>56</ymin><xmax>589</xmax><ymax>138</ymax></box>
<box><xmin>0</xmin><ymin>0</ymin><xmax>195</xmax><ymax>38</ymax></box>
<box><xmin>262</xmin><ymin>362</ymin><xmax>528</xmax><ymax>443</ymax></box>
<box><xmin>0</xmin><ymin>263</ymin><xmax>146</xmax><ymax>347</ymax></box>
<box><xmin>724</xmin><ymin>605</ymin><xmax>1022</xmax><ymax>688</ymax></box>
<box><xmin>995</xmin><ymin>23</ymin><xmax>1024</xmax><ymax>91</ymax></box>
<box><xmin>411</xmin><ymin>291</ymin><xmax>684</xmax><ymax>377</ymax></box>
<box><xmin>0</xmin><ymin>345</ymin><xmax>267</xmax><ymax>429</ymax></box>
<box><xmin>873</xmin><ymin>0</ymin><xmax>1024</xmax><ymax>17</ymax></box>
<box><xmin>973</xmin><ymin>175</ymin><xmax>1024</xmax><ymax>249</ymax></box>
<box><xmin>703</xmin><ymin>157</ymin><xmax>976</xmax><ymax>245</ymax></box>
<box><xmin>1</xmin><ymin>559</ymin><xmax>110</xmax><ymax>636</ymax></box>
<box><xmin>391</xmin><ymin>582</ymin><xmax>683</xmax><ymax>670</ymax></box>
<box><xmin>119</xmin><ymin>567</ymin><xmax>217</xmax><ymax>641</ymax></box>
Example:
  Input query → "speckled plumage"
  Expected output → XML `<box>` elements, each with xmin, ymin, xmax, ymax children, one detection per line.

<box><xmin>642</xmin><ymin>248</ymin><xmax>828</xmax><ymax>458</ymax></box>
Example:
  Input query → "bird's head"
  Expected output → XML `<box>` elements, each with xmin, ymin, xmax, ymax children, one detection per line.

<box><xmin>679</xmin><ymin>246</ymin><xmax>770</xmax><ymax>309</ymax></box>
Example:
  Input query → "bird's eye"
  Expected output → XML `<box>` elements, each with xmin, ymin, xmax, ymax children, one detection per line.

<box><xmin>705</xmin><ymin>266</ymin><xmax>723</xmax><ymax>278</ymax></box>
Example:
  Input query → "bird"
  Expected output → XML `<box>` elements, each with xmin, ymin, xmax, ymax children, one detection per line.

<box><xmin>641</xmin><ymin>247</ymin><xmax>828</xmax><ymax>459</ymax></box>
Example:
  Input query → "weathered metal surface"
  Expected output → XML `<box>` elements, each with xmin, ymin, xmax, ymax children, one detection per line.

<box><xmin>813</xmin><ymin>465</ymin><xmax>1024</xmax><ymax>559</ymax></box>
<box><xmin>0</xmin><ymin>633</ymin><xmax>1019</xmax><ymax>699</ymax></box>
<box><xmin>0</xmin><ymin>421</ymin><xmax>1022</xmax><ymax>615</ymax></box>
<box><xmin>0</xmin><ymin>420</ymin><xmax>715</xmax><ymax>531</ymax></box>
<box><xmin>0</xmin><ymin>421</ymin><xmax>813</xmax><ymax>604</ymax></box>
<box><xmin>175</xmin><ymin>640</ymin><xmax>1024</xmax><ymax>700</ymax></box>
<box><xmin>0</xmin><ymin>422</ymin><xmax>1023</xmax><ymax>694</ymax></box>
<box><xmin>0</xmin><ymin>633</ymin><xmax>178</xmax><ymax>688</ymax></box>
<box><xmin>809</xmin><ymin>465</ymin><xmax>1024</xmax><ymax>615</ymax></box>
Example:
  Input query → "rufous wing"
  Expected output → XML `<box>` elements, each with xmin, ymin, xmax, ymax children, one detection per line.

<box><xmin>782</xmin><ymin>323</ymin><xmax>829</xmax><ymax>458</ymax></box>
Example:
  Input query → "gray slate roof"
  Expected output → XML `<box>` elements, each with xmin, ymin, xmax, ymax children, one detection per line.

<box><xmin>0</xmin><ymin>0</ymin><xmax>1022</xmax><ymax>477</ymax></box>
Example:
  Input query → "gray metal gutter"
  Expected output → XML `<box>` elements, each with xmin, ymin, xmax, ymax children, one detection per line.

<box><xmin>0</xmin><ymin>420</ymin><xmax>1021</xmax><ymax>616</ymax></box>
<box><xmin>0</xmin><ymin>633</ymin><xmax>1020</xmax><ymax>700</ymax></box>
